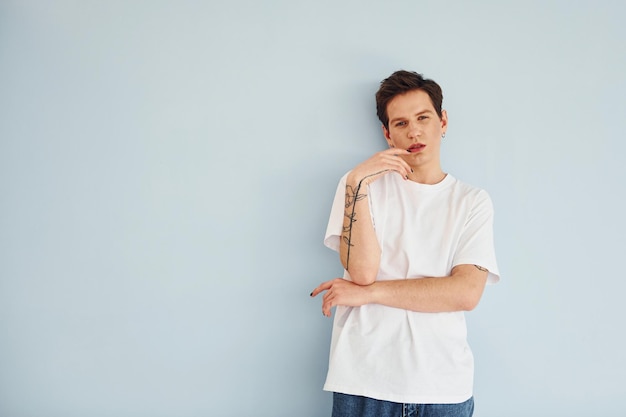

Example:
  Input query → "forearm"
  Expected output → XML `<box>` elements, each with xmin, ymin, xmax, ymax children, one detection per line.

<box><xmin>334</xmin><ymin>149</ymin><xmax>412</xmax><ymax>285</ymax></box>
<box><xmin>368</xmin><ymin>265</ymin><xmax>488</xmax><ymax>312</ymax></box>
<box><xmin>310</xmin><ymin>265</ymin><xmax>488</xmax><ymax>317</ymax></box>
<box><xmin>339</xmin><ymin>175</ymin><xmax>381</xmax><ymax>285</ymax></box>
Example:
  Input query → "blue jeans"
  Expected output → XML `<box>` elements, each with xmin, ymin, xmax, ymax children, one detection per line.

<box><xmin>332</xmin><ymin>393</ymin><xmax>474</xmax><ymax>417</ymax></box>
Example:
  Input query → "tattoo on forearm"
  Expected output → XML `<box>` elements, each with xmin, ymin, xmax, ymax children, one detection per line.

<box><xmin>342</xmin><ymin>182</ymin><xmax>366</xmax><ymax>260</ymax></box>
<box><xmin>474</xmin><ymin>265</ymin><xmax>488</xmax><ymax>272</ymax></box>
<box><xmin>341</xmin><ymin>170</ymin><xmax>388</xmax><ymax>268</ymax></box>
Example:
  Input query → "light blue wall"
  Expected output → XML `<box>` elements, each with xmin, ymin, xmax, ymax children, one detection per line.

<box><xmin>1</xmin><ymin>1</ymin><xmax>625</xmax><ymax>416</ymax></box>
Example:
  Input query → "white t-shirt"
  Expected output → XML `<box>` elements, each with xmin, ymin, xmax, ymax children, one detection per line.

<box><xmin>323</xmin><ymin>172</ymin><xmax>500</xmax><ymax>404</ymax></box>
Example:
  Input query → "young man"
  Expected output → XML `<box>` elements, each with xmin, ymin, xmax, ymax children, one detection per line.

<box><xmin>311</xmin><ymin>70</ymin><xmax>500</xmax><ymax>417</ymax></box>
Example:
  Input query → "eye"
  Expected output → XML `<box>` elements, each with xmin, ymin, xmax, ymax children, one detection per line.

<box><xmin>395</xmin><ymin>121</ymin><xmax>407</xmax><ymax>127</ymax></box>
<box><xmin>417</xmin><ymin>115</ymin><xmax>429</xmax><ymax>121</ymax></box>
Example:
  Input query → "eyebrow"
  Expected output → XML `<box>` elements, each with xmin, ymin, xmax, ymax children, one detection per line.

<box><xmin>389</xmin><ymin>109</ymin><xmax>434</xmax><ymax>125</ymax></box>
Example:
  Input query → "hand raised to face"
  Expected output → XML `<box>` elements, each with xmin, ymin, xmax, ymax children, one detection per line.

<box><xmin>347</xmin><ymin>148</ymin><xmax>412</xmax><ymax>187</ymax></box>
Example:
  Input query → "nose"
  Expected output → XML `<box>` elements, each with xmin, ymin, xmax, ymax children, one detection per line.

<box><xmin>408</xmin><ymin>121</ymin><xmax>422</xmax><ymax>139</ymax></box>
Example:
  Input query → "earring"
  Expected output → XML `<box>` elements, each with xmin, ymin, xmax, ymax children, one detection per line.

<box><xmin>442</xmin><ymin>133</ymin><xmax>446</xmax><ymax>139</ymax></box>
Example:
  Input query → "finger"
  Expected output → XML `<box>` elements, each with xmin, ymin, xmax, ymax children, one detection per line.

<box><xmin>323</xmin><ymin>293</ymin><xmax>335</xmax><ymax>311</ymax></box>
<box><xmin>310</xmin><ymin>280</ymin><xmax>334</xmax><ymax>297</ymax></box>
<box><xmin>323</xmin><ymin>299</ymin><xmax>333</xmax><ymax>317</ymax></box>
<box><xmin>384</xmin><ymin>160</ymin><xmax>412</xmax><ymax>180</ymax></box>
<box><xmin>390</xmin><ymin>155</ymin><xmax>413</xmax><ymax>178</ymax></box>
<box><xmin>379</xmin><ymin>151</ymin><xmax>411</xmax><ymax>172</ymax></box>
<box><xmin>383</xmin><ymin>148</ymin><xmax>410</xmax><ymax>156</ymax></box>
<box><xmin>319</xmin><ymin>290</ymin><xmax>334</xmax><ymax>317</ymax></box>
<box><xmin>323</xmin><ymin>292</ymin><xmax>337</xmax><ymax>315</ymax></box>
<box><xmin>322</xmin><ymin>300</ymin><xmax>330</xmax><ymax>316</ymax></box>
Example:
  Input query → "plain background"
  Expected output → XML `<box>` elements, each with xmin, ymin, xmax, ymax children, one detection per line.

<box><xmin>1</xmin><ymin>1</ymin><xmax>625</xmax><ymax>416</ymax></box>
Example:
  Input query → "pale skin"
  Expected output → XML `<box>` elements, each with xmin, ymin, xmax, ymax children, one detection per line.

<box><xmin>312</xmin><ymin>89</ymin><xmax>488</xmax><ymax>317</ymax></box>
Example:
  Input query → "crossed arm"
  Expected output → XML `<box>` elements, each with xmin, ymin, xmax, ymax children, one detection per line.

<box><xmin>310</xmin><ymin>264</ymin><xmax>488</xmax><ymax>317</ymax></box>
<box><xmin>313</xmin><ymin>148</ymin><xmax>489</xmax><ymax>317</ymax></box>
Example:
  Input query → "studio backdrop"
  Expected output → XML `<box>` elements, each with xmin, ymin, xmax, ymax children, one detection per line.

<box><xmin>1</xmin><ymin>1</ymin><xmax>625</xmax><ymax>416</ymax></box>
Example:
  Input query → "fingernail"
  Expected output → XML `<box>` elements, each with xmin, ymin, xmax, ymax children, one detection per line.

<box><xmin>309</xmin><ymin>292</ymin><xmax>313</xmax><ymax>297</ymax></box>
<box><xmin>405</xmin><ymin>175</ymin><xmax>409</xmax><ymax>180</ymax></box>
<box><xmin>411</xmin><ymin>168</ymin><xmax>414</xmax><ymax>173</ymax></box>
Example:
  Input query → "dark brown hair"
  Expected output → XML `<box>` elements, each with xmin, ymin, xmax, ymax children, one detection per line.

<box><xmin>375</xmin><ymin>70</ymin><xmax>443</xmax><ymax>129</ymax></box>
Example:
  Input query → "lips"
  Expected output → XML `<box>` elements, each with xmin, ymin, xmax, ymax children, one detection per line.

<box><xmin>407</xmin><ymin>144</ymin><xmax>425</xmax><ymax>153</ymax></box>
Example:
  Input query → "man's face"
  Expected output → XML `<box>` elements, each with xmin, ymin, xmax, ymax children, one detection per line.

<box><xmin>383</xmin><ymin>89</ymin><xmax>448</xmax><ymax>168</ymax></box>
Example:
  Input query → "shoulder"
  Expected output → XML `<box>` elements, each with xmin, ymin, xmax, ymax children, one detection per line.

<box><xmin>448</xmin><ymin>176</ymin><xmax>494</xmax><ymax>210</ymax></box>
<box><xmin>449</xmin><ymin>175</ymin><xmax>490</xmax><ymax>196</ymax></box>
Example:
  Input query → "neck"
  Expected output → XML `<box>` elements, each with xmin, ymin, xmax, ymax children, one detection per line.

<box><xmin>408</xmin><ymin>166</ymin><xmax>446</xmax><ymax>184</ymax></box>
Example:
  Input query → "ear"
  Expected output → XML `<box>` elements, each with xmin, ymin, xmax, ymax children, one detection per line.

<box><xmin>440</xmin><ymin>109</ymin><xmax>448</xmax><ymax>135</ymax></box>
<box><xmin>382</xmin><ymin>125</ymin><xmax>393</xmax><ymax>147</ymax></box>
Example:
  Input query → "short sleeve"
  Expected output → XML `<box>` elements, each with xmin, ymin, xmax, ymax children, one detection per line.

<box><xmin>323</xmin><ymin>173</ymin><xmax>348</xmax><ymax>252</ymax></box>
<box><xmin>452</xmin><ymin>190</ymin><xmax>500</xmax><ymax>284</ymax></box>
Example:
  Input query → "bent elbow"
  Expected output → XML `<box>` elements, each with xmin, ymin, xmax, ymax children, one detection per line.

<box><xmin>462</xmin><ymin>300</ymin><xmax>479</xmax><ymax>311</ymax></box>
<box><xmin>346</xmin><ymin>266</ymin><xmax>378</xmax><ymax>286</ymax></box>
<box><xmin>459</xmin><ymin>293</ymin><xmax>482</xmax><ymax>311</ymax></box>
